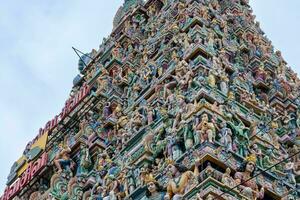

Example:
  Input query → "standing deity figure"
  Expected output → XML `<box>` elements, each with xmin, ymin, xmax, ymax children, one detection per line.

<box><xmin>166</xmin><ymin>136</ymin><xmax>183</xmax><ymax>161</ymax></box>
<box><xmin>234</xmin><ymin>156</ymin><xmax>264</xmax><ymax>199</ymax></box>
<box><xmin>77</xmin><ymin>143</ymin><xmax>92</xmax><ymax>175</ymax></box>
<box><xmin>219</xmin><ymin>122</ymin><xmax>233</xmax><ymax>152</ymax></box>
<box><xmin>95</xmin><ymin>74</ymin><xmax>110</xmax><ymax>95</ymax></box>
<box><xmin>284</xmin><ymin>161</ymin><xmax>297</xmax><ymax>186</ymax></box>
<box><xmin>165</xmin><ymin>161</ymin><xmax>199</xmax><ymax>200</ymax></box>
<box><xmin>206</xmin><ymin>32</ymin><xmax>215</xmax><ymax>54</ymax></box>
<box><xmin>219</xmin><ymin>70</ymin><xmax>229</xmax><ymax>95</ymax></box>
<box><xmin>181</xmin><ymin>120</ymin><xmax>194</xmax><ymax>150</ymax></box>
<box><xmin>124</xmin><ymin>166</ymin><xmax>136</xmax><ymax>195</ymax></box>
<box><xmin>207</xmin><ymin>70</ymin><xmax>216</xmax><ymax>88</ymax></box>
<box><xmin>112</xmin><ymin>42</ymin><xmax>122</xmax><ymax>60</ymax></box>
<box><xmin>195</xmin><ymin>114</ymin><xmax>216</xmax><ymax>143</ymax></box>
<box><xmin>172</xmin><ymin>95</ymin><xmax>186</xmax><ymax>130</ymax></box>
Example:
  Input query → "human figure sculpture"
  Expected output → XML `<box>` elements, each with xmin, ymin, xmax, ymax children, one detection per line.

<box><xmin>221</xmin><ymin>168</ymin><xmax>236</xmax><ymax>188</ymax></box>
<box><xmin>284</xmin><ymin>161</ymin><xmax>297</xmax><ymax>186</ymax></box>
<box><xmin>206</xmin><ymin>32</ymin><xmax>215</xmax><ymax>54</ymax></box>
<box><xmin>77</xmin><ymin>143</ymin><xmax>92</xmax><ymax>176</ymax></box>
<box><xmin>143</xmin><ymin>175</ymin><xmax>166</xmax><ymax>200</ymax></box>
<box><xmin>219</xmin><ymin>70</ymin><xmax>229</xmax><ymax>95</ymax></box>
<box><xmin>234</xmin><ymin>157</ymin><xmax>264</xmax><ymax>199</ymax></box>
<box><xmin>124</xmin><ymin>165</ymin><xmax>136</xmax><ymax>195</ymax></box>
<box><xmin>171</xmin><ymin>95</ymin><xmax>186</xmax><ymax>130</ymax></box>
<box><xmin>166</xmin><ymin>136</ymin><xmax>183</xmax><ymax>161</ymax></box>
<box><xmin>103</xmin><ymin>102</ymin><xmax>112</xmax><ymax>119</ymax></box>
<box><xmin>195</xmin><ymin>114</ymin><xmax>216</xmax><ymax>143</ymax></box>
<box><xmin>95</xmin><ymin>151</ymin><xmax>112</xmax><ymax>171</ymax></box>
<box><xmin>54</xmin><ymin>144</ymin><xmax>74</xmax><ymax>173</ymax></box>
<box><xmin>255</xmin><ymin>63</ymin><xmax>267</xmax><ymax>81</ymax></box>
<box><xmin>207</xmin><ymin>70</ymin><xmax>216</xmax><ymax>88</ymax></box>
<box><xmin>164</xmin><ymin>161</ymin><xmax>199</xmax><ymax>200</ymax></box>
<box><xmin>248</xmin><ymin>143</ymin><xmax>263</xmax><ymax>167</ymax></box>
<box><xmin>219</xmin><ymin>122</ymin><xmax>233</xmax><ymax>152</ymax></box>
<box><xmin>112</xmin><ymin>42</ymin><xmax>122</xmax><ymax>60</ymax></box>
<box><xmin>181</xmin><ymin>120</ymin><xmax>194</xmax><ymax>150</ymax></box>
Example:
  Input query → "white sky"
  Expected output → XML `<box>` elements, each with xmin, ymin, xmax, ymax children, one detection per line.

<box><xmin>0</xmin><ymin>0</ymin><xmax>299</xmax><ymax>194</ymax></box>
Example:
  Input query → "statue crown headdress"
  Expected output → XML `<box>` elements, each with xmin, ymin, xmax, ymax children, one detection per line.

<box><xmin>245</xmin><ymin>154</ymin><xmax>257</xmax><ymax>164</ymax></box>
<box><xmin>166</xmin><ymin>158</ymin><xmax>175</xmax><ymax>165</ymax></box>
<box><xmin>145</xmin><ymin>174</ymin><xmax>158</xmax><ymax>184</ymax></box>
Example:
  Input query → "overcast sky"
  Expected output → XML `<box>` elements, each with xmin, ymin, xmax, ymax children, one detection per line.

<box><xmin>0</xmin><ymin>0</ymin><xmax>299</xmax><ymax>194</ymax></box>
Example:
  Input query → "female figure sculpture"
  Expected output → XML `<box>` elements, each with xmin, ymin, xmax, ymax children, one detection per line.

<box><xmin>143</xmin><ymin>176</ymin><xmax>166</xmax><ymax>200</ymax></box>
<box><xmin>234</xmin><ymin>157</ymin><xmax>264</xmax><ymax>199</ymax></box>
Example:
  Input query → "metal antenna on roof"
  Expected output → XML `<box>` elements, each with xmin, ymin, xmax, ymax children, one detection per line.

<box><xmin>72</xmin><ymin>46</ymin><xmax>93</xmax><ymax>69</ymax></box>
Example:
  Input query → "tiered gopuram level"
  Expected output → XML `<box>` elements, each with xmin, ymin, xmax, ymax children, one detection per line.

<box><xmin>1</xmin><ymin>0</ymin><xmax>300</xmax><ymax>199</ymax></box>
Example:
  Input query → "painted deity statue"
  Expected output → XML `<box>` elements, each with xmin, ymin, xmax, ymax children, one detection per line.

<box><xmin>234</xmin><ymin>156</ymin><xmax>264</xmax><ymax>199</ymax></box>
<box><xmin>112</xmin><ymin>42</ymin><xmax>122</xmax><ymax>60</ymax></box>
<box><xmin>124</xmin><ymin>165</ymin><xmax>136</xmax><ymax>195</ymax></box>
<box><xmin>95</xmin><ymin>68</ymin><xmax>110</xmax><ymax>95</ymax></box>
<box><xmin>165</xmin><ymin>161</ymin><xmax>200</xmax><ymax>200</ymax></box>
<box><xmin>195</xmin><ymin>114</ymin><xmax>216</xmax><ymax>144</ymax></box>
<box><xmin>143</xmin><ymin>176</ymin><xmax>166</xmax><ymax>200</ymax></box>
<box><xmin>166</xmin><ymin>135</ymin><xmax>183</xmax><ymax>161</ymax></box>
<box><xmin>255</xmin><ymin>63</ymin><xmax>267</xmax><ymax>81</ymax></box>
<box><xmin>94</xmin><ymin>151</ymin><xmax>112</xmax><ymax>171</ymax></box>
<box><xmin>181</xmin><ymin>120</ymin><xmax>194</xmax><ymax>150</ymax></box>
<box><xmin>207</xmin><ymin>70</ymin><xmax>217</xmax><ymax>88</ymax></box>
<box><xmin>77</xmin><ymin>143</ymin><xmax>92</xmax><ymax>176</ymax></box>
<box><xmin>219</xmin><ymin>122</ymin><xmax>233</xmax><ymax>152</ymax></box>
<box><xmin>221</xmin><ymin>168</ymin><xmax>236</xmax><ymax>188</ymax></box>
<box><xmin>219</xmin><ymin>69</ymin><xmax>229</xmax><ymax>95</ymax></box>
<box><xmin>284</xmin><ymin>161</ymin><xmax>297</xmax><ymax>186</ymax></box>
<box><xmin>54</xmin><ymin>144</ymin><xmax>74</xmax><ymax>173</ymax></box>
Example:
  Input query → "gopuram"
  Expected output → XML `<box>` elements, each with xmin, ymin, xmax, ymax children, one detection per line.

<box><xmin>1</xmin><ymin>0</ymin><xmax>300</xmax><ymax>199</ymax></box>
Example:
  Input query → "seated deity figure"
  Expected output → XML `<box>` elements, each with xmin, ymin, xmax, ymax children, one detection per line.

<box><xmin>95</xmin><ymin>151</ymin><xmax>112</xmax><ymax>171</ymax></box>
<box><xmin>221</xmin><ymin>168</ymin><xmax>236</xmax><ymax>188</ymax></box>
<box><xmin>195</xmin><ymin>114</ymin><xmax>216</xmax><ymax>144</ymax></box>
<box><xmin>54</xmin><ymin>144</ymin><xmax>74</xmax><ymax>173</ymax></box>
<box><xmin>234</xmin><ymin>156</ymin><xmax>264</xmax><ymax>199</ymax></box>
<box><xmin>165</xmin><ymin>161</ymin><xmax>199</xmax><ymax>200</ymax></box>
<box><xmin>255</xmin><ymin>63</ymin><xmax>267</xmax><ymax>81</ymax></box>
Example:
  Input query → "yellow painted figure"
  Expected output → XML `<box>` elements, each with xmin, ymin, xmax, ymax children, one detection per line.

<box><xmin>165</xmin><ymin>161</ymin><xmax>199</xmax><ymax>200</ymax></box>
